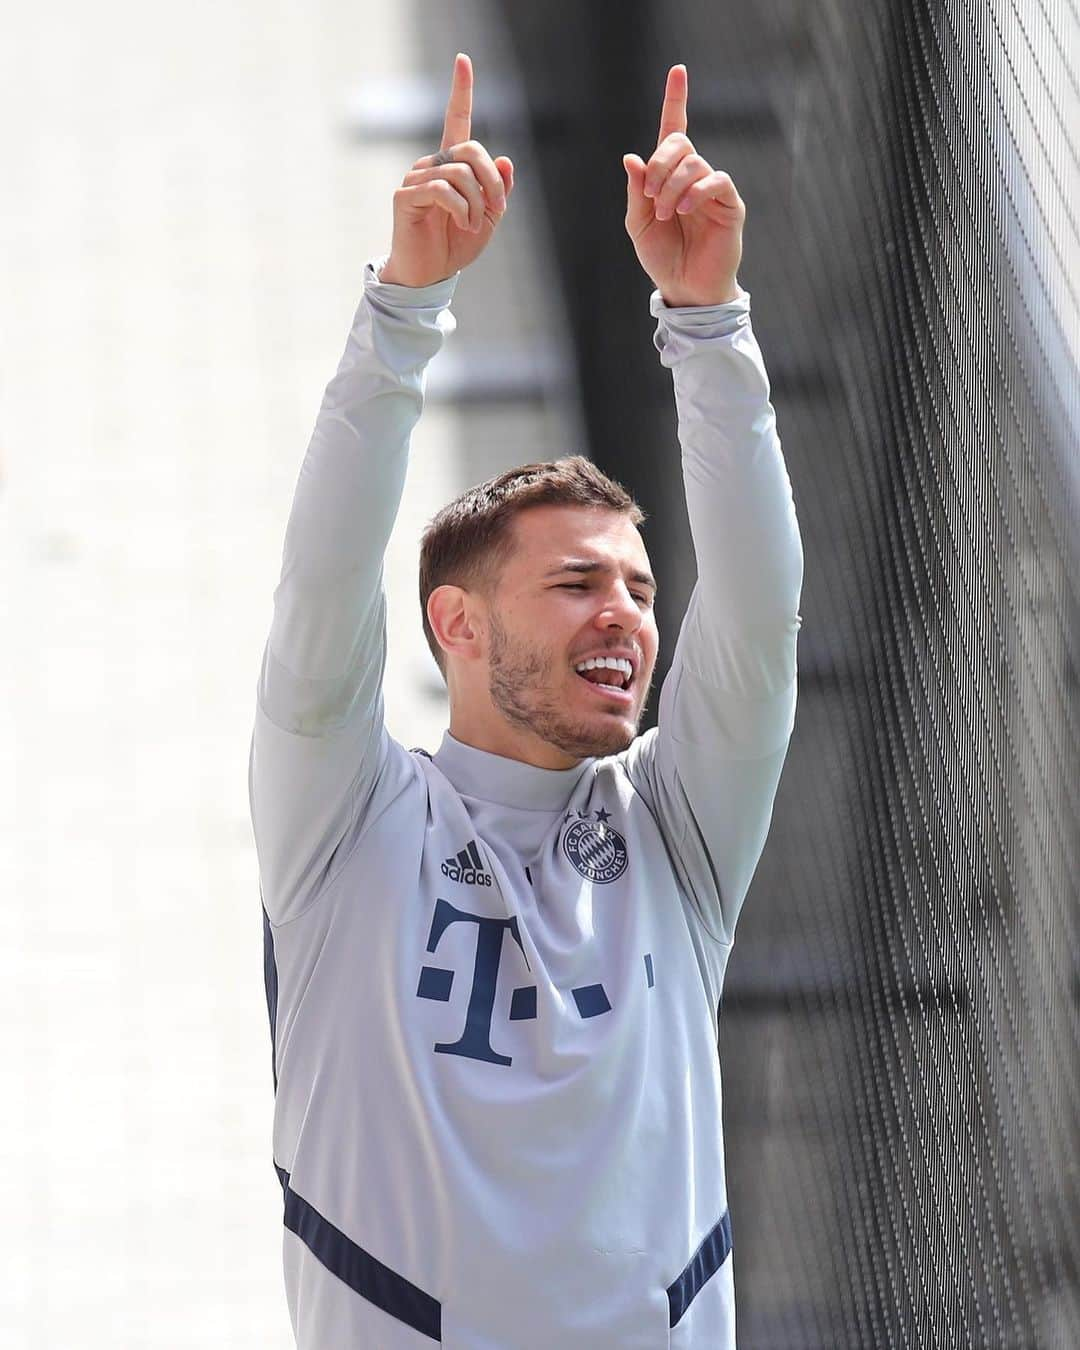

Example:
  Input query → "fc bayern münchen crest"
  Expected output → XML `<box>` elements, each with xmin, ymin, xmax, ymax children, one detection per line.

<box><xmin>563</xmin><ymin>809</ymin><xmax>629</xmax><ymax>883</ymax></box>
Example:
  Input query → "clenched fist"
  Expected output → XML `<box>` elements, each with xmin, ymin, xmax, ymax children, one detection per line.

<box><xmin>379</xmin><ymin>54</ymin><xmax>515</xmax><ymax>288</ymax></box>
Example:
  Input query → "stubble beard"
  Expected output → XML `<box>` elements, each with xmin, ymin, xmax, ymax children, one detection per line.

<box><xmin>487</xmin><ymin>611</ymin><xmax>647</xmax><ymax>761</ymax></box>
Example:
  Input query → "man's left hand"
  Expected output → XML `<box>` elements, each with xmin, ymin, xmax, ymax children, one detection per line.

<box><xmin>624</xmin><ymin>65</ymin><xmax>745</xmax><ymax>307</ymax></box>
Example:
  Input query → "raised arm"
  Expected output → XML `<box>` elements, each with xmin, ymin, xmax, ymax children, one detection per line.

<box><xmin>249</xmin><ymin>55</ymin><xmax>514</xmax><ymax>924</ymax></box>
<box><xmin>623</xmin><ymin>67</ymin><xmax>803</xmax><ymax>944</ymax></box>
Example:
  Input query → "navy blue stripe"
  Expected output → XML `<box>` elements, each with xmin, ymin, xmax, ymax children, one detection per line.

<box><xmin>667</xmin><ymin>1208</ymin><xmax>733</xmax><ymax>1328</ymax></box>
<box><xmin>261</xmin><ymin>900</ymin><xmax>279</xmax><ymax>1094</ymax></box>
<box><xmin>275</xmin><ymin>1165</ymin><xmax>442</xmax><ymax>1341</ymax></box>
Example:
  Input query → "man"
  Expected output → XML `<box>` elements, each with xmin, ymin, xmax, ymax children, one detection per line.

<box><xmin>250</xmin><ymin>52</ymin><xmax>802</xmax><ymax>1349</ymax></box>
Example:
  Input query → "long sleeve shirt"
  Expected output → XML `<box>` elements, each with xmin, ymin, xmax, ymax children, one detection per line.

<box><xmin>249</xmin><ymin>255</ymin><xmax>803</xmax><ymax>1349</ymax></box>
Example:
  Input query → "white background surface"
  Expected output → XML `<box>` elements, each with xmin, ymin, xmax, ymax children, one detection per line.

<box><xmin>0</xmin><ymin>2</ymin><xmax>577</xmax><ymax>1343</ymax></box>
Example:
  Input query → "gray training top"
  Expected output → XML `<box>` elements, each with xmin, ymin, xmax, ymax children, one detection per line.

<box><xmin>249</xmin><ymin>256</ymin><xmax>803</xmax><ymax>1348</ymax></box>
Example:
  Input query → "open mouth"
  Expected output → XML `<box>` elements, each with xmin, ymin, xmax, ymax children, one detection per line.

<box><xmin>573</xmin><ymin>657</ymin><xmax>635</xmax><ymax>704</ymax></box>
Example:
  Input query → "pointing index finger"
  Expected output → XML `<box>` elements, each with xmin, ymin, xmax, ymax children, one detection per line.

<box><xmin>656</xmin><ymin>64</ymin><xmax>688</xmax><ymax>147</ymax></box>
<box><xmin>441</xmin><ymin>52</ymin><xmax>473</xmax><ymax>151</ymax></box>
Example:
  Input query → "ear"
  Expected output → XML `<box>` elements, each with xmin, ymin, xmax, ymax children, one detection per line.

<box><xmin>427</xmin><ymin>584</ymin><xmax>485</xmax><ymax>664</ymax></box>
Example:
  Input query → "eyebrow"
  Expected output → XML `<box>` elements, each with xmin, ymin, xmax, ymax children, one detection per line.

<box><xmin>544</xmin><ymin>559</ymin><xmax>658</xmax><ymax>593</ymax></box>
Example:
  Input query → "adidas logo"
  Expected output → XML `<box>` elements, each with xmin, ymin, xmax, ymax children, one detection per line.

<box><xmin>441</xmin><ymin>840</ymin><xmax>493</xmax><ymax>886</ymax></box>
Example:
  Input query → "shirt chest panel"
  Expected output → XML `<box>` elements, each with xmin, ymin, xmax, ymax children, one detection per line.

<box><xmin>306</xmin><ymin>779</ymin><xmax>709</xmax><ymax>1074</ymax></box>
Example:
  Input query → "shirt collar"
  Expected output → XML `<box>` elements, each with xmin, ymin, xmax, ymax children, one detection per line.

<box><xmin>432</xmin><ymin>731</ymin><xmax>593</xmax><ymax>811</ymax></box>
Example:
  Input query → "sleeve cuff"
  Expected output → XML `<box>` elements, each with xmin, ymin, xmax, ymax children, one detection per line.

<box><xmin>649</xmin><ymin>283</ymin><xmax>750</xmax><ymax>314</ymax></box>
<box><xmin>649</xmin><ymin>285</ymin><xmax>750</xmax><ymax>332</ymax></box>
<box><xmin>649</xmin><ymin>285</ymin><xmax>752</xmax><ymax>355</ymax></box>
<box><xmin>363</xmin><ymin>255</ymin><xmax>461</xmax><ymax>310</ymax></box>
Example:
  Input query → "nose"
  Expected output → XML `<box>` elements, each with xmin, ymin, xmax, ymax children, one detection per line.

<box><xmin>594</xmin><ymin>580</ymin><xmax>643</xmax><ymax>633</ymax></box>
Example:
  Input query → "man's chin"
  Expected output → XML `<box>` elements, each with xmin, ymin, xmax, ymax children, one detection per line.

<box><xmin>544</xmin><ymin>711</ymin><xmax>638</xmax><ymax>760</ymax></box>
<box><xmin>489</xmin><ymin>673</ymin><xmax>642</xmax><ymax>761</ymax></box>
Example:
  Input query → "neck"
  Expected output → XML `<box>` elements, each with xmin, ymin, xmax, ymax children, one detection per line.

<box><xmin>447</xmin><ymin>707</ymin><xmax>583</xmax><ymax>771</ymax></box>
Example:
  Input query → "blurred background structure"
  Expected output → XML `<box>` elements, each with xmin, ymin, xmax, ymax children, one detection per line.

<box><xmin>2</xmin><ymin>0</ymin><xmax>1077</xmax><ymax>1346</ymax></box>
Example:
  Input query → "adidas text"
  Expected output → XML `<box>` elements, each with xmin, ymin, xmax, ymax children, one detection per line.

<box><xmin>441</xmin><ymin>860</ymin><xmax>493</xmax><ymax>886</ymax></box>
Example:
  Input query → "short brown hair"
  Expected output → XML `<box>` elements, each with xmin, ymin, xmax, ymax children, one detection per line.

<box><xmin>419</xmin><ymin>455</ymin><xmax>645</xmax><ymax>674</ymax></box>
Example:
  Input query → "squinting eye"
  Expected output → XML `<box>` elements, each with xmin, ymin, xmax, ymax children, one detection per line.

<box><xmin>558</xmin><ymin>583</ymin><xmax>587</xmax><ymax>589</ymax></box>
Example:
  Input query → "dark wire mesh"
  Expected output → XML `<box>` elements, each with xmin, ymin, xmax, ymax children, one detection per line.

<box><xmin>716</xmin><ymin>1</ymin><xmax>1080</xmax><ymax>1345</ymax></box>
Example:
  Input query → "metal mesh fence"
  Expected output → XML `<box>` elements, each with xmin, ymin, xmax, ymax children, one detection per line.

<box><xmin>716</xmin><ymin>1</ymin><xmax>1080</xmax><ymax>1344</ymax></box>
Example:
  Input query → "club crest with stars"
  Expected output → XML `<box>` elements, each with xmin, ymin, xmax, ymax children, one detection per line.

<box><xmin>562</xmin><ymin>807</ymin><xmax>629</xmax><ymax>884</ymax></box>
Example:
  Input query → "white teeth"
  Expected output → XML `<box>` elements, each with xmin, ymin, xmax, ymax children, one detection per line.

<box><xmin>574</xmin><ymin>656</ymin><xmax>634</xmax><ymax>685</ymax></box>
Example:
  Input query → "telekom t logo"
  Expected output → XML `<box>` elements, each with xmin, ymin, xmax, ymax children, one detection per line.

<box><xmin>416</xmin><ymin>897</ymin><xmax>644</xmax><ymax>1066</ymax></box>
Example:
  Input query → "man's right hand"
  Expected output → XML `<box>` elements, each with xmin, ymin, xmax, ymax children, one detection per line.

<box><xmin>379</xmin><ymin>53</ymin><xmax>514</xmax><ymax>288</ymax></box>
